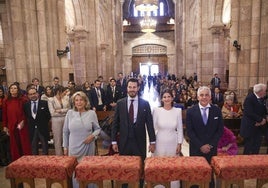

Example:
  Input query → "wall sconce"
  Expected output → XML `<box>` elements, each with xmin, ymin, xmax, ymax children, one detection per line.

<box><xmin>233</xmin><ymin>40</ymin><xmax>241</xmax><ymax>50</ymax></box>
<box><xmin>57</xmin><ymin>46</ymin><xmax>70</xmax><ymax>57</ymax></box>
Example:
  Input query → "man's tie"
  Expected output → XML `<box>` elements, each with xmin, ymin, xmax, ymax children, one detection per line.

<box><xmin>215</xmin><ymin>78</ymin><xmax>218</xmax><ymax>86</ymax></box>
<box><xmin>129</xmin><ymin>100</ymin><xmax>134</xmax><ymax>124</ymax></box>
<box><xmin>201</xmin><ymin>107</ymin><xmax>208</xmax><ymax>125</ymax></box>
<box><xmin>112</xmin><ymin>87</ymin><xmax>115</xmax><ymax>98</ymax></box>
<box><xmin>33</xmin><ymin>101</ymin><xmax>37</xmax><ymax>114</ymax></box>
<box><xmin>97</xmin><ymin>88</ymin><xmax>100</xmax><ymax>97</ymax></box>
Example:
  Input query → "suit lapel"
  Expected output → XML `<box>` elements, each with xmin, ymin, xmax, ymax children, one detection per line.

<box><xmin>27</xmin><ymin>102</ymin><xmax>32</xmax><ymax>117</ymax></box>
<box><xmin>124</xmin><ymin>98</ymin><xmax>130</xmax><ymax>124</ymax></box>
<box><xmin>207</xmin><ymin>107</ymin><xmax>213</xmax><ymax>124</ymax></box>
<box><xmin>195</xmin><ymin>105</ymin><xmax>204</xmax><ymax>124</ymax></box>
<box><xmin>136</xmin><ymin>99</ymin><xmax>142</xmax><ymax>124</ymax></box>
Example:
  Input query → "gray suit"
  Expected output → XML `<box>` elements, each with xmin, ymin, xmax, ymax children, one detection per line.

<box><xmin>111</xmin><ymin>97</ymin><xmax>156</xmax><ymax>160</ymax></box>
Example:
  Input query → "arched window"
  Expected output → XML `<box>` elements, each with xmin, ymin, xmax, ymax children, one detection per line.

<box><xmin>159</xmin><ymin>2</ymin><xmax>164</xmax><ymax>16</ymax></box>
<box><xmin>133</xmin><ymin>4</ymin><xmax>139</xmax><ymax>17</ymax></box>
<box><xmin>65</xmin><ymin>0</ymin><xmax>75</xmax><ymax>32</ymax></box>
<box><xmin>222</xmin><ymin>0</ymin><xmax>231</xmax><ymax>24</ymax></box>
<box><xmin>130</xmin><ymin>0</ymin><xmax>170</xmax><ymax>18</ymax></box>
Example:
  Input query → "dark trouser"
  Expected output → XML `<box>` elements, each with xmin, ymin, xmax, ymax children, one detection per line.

<box><xmin>243</xmin><ymin>135</ymin><xmax>262</xmax><ymax>154</ymax></box>
<box><xmin>32</xmin><ymin>129</ymin><xmax>48</xmax><ymax>155</ymax></box>
<box><xmin>120</xmin><ymin>138</ymin><xmax>144</xmax><ymax>188</ymax></box>
<box><xmin>0</xmin><ymin>131</ymin><xmax>10</xmax><ymax>165</ymax></box>
<box><xmin>96</xmin><ymin>104</ymin><xmax>105</xmax><ymax>111</ymax></box>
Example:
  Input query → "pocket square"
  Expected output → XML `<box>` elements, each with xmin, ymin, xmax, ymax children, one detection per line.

<box><xmin>41</xmin><ymin>107</ymin><xmax>45</xmax><ymax>109</ymax></box>
<box><xmin>214</xmin><ymin>117</ymin><xmax>219</xmax><ymax>119</ymax></box>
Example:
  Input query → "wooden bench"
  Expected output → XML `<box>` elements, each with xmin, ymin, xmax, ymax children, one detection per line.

<box><xmin>96</xmin><ymin>110</ymin><xmax>114</xmax><ymax>121</ymax></box>
<box><xmin>144</xmin><ymin>156</ymin><xmax>211</xmax><ymax>188</ymax></box>
<box><xmin>5</xmin><ymin>155</ymin><xmax>77</xmax><ymax>188</ymax></box>
<box><xmin>211</xmin><ymin>155</ymin><xmax>268</xmax><ymax>188</ymax></box>
<box><xmin>75</xmin><ymin>155</ymin><xmax>142</xmax><ymax>188</ymax></box>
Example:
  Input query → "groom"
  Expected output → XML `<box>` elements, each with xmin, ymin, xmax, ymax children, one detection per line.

<box><xmin>111</xmin><ymin>78</ymin><xmax>156</xmax><ymax>188</ymax></box>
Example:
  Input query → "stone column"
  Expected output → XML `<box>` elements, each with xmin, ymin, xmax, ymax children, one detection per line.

<box><xmin>36</xmin><ymin>0</ymin><xmax>66</xmax><ymax>86</ymax></box>
<box><xmin>72</xmin><ymin>27</ymin><xmax>88</xmax><ymax>85</ymax></box>
<box><xmin>210</xmin><ymin>24</ymin><xmax>225</xmax><ymax>87</ymax></box>
<box><xmin>2</xmin><ymin>0</ymin><xmax>32</xmax><ymax>87</ymax></box>
<box><xmin>115</xmin><ymin>0</ymin><xmax>124</xmax><ymax>75</ymax></box>
<box><xmin>99</xmin><ymin>43</ymin><xmax>109</xmax><ymax>78</ymax></box>
<box><xmin>1</xmin><ymin>0</ymin><xmax>66</xmax><ymax>87</ymax></box>
<box><xmin>258</xmin><ymin>0</ymin><xmax>268</xmax><ymax>83</ymax></box>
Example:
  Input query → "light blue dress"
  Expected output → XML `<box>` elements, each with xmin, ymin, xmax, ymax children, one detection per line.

<box><xmin>63</xmin><ymin>109</ymin><xmax>101</xmax><ymax>188</ymax></box>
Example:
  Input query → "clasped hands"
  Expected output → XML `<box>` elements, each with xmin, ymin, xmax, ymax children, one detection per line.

<box><xmin>255</xmin><ymin>118</ymin><xmax>267</xmax><ymax>127</ymax></box>
<box><xmin>200</xmin><ymin>144</ymin><xmax>213</xmax><ymax>154</ymax></box>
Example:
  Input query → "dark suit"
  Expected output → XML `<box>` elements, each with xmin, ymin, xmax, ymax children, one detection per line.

<box><xmin>24</xmin><ymin>100</ymin><xmax>51</xmax><ymax>155</ymax></box>
<box><xmin>89</xmin><ymin>87</ymin><xmax>107</xmax><ymax>111</ymax></box>
<box><xmin>240</xmin><ymin>93</ymin><xmax>267</xmax><ymax>154</ymax></box>
<box><xmin>36</xmin><ymin>85</ymin><xmax>45</xmax><ymax>96</ymax></box>
<box><xmin>116</xmin><ymin>78</ymin><xmax>127</xmax><ymax>98</ymax></box>
<box><xmin>106</xmin><ymin>85</ymin><xmax>122</xmax><ymax>110</ymax></box>
<box><xmin>211</xmin><ymin>92</ymin><xmax>224</xmax><ymax>108</ymax></box>
<box><xmin>210</xmin><ymin>77</ymin><xmax>221</xmax><ymax>88</ymax></box>
<box><xmin>111</xmin><ymin>97</ymin><xmax>156</xmax><ymax>161</ymax></box>
<box><xmin>186</xmin><ymin>104</ymin><xmax>223</xmax><ymax>163</ymax></box>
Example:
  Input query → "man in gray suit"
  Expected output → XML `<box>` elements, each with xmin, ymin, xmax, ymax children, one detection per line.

<box><xmin>111</xmin><ymin>78</ymin><xmax>156</xmax><ymax>187</ymax></box>
<box><xmin>111</xmin><ymin>78</ymin><xmax>156</xmax><ymax>158</ymax></box>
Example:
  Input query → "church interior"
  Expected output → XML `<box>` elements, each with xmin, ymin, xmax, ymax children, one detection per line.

<box><xmin>0</xmin><ymin>0</ymin><xmax>266</xmax><ymax>100</ymax></box>
<box><xmin>0</xmin><ymin>0</ymin><xmax>268</xmax><ymax>187</ymax></box>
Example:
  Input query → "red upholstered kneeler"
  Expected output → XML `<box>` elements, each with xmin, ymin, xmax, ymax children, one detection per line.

<box><xmin>211</xmin><ymin>155</ymin><xmax>268</xmax><ymax>188</ymax></box>
<box><xmin>144</xmin><ymin>156</ymin><xmax>212</xmax><ymax>188</ymax></box>
<box><xmin>75</xmin><ymin>155</ymin><xmax>142</xmax><ymax>188</ymax></box>
<box><xmin>5</xmin><ymin>155</ymin><xmax>78</xmax><ymax>188</ymax></box>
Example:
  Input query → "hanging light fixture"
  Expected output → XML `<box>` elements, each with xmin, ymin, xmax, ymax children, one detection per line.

<box><xmin>140</xmin><ymin>15</ymin><xmax>157</xmax><ymax>33</ymax></box>
<box><xmin>135</xmin><ymin>0</ymin><xmax>158</xmax><ymax>12</ymax></box>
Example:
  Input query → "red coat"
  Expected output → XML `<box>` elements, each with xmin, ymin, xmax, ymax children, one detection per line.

<box><xmin>2</xmin><ymin>96</ymin><xmax>32</xmax><ymax>161</ymax></box>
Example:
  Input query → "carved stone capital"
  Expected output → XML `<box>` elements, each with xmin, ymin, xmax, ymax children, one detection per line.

<box><xmin>189</xmin><ymin>41</ymin><xmax>198</xmax><ymax>48</ymax></box>
<box><xmin>209</xmin><ymin>23</ymin><xmax>225</xmax><ymax>35</ymax></box>
<box><xmin>73</xmin><ymin>26</ymin><xmax>89</xmax><ymax>40</ymax></box>
<box><xmin>100</xmin><ymin>43</ymin><xmax>109</xmax><ymax>50</ymax></box>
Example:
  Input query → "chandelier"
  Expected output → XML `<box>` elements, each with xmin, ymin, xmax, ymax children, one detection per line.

<box><xmin>135</xmin><ymin>0</ymin><xmax>158</xmax><ymax>12</ymax></box>
<box><xmin>140</xmin><ymin>15</ymin><xmax>157</xmax><ymax>33</ymax></box>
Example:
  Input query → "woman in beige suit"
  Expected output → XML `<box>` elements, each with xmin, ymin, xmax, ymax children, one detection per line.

<box><xmin>48</xmin><ymin>86</ymin><xmax>70</xmax><ymax>155</ymax></box>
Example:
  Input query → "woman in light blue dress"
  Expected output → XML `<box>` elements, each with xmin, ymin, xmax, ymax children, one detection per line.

<box><xmin>63</xmin><ymin>91</ymin><xmax>101</xmax><ymax>188</ymax></box>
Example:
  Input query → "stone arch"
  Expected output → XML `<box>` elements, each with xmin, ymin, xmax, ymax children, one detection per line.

<box><xmin>206</xmin><ymin>0</ymin><xmax>224</xmax><ymax>26</ymax></box>
<box><xmin>70</xmin><ymin>0</ymin><xmax>89</xmax><ymax>30</ymax></box>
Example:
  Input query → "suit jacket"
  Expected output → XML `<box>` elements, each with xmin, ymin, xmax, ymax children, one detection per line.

<box><xmin>89</xmin><ymin>87</ymin><xmax>107</xmax><ymax>109</ymax></box>
<box><xmin>36</xmin><ymin>85</ymin><xmax>45</xmax><ymax>96</ymax></box>
<box><xmin>24</xmin><ymin>100</ymin><xmax>51</xmax><ymax>141</ymax></box>
<box><xmin>240</xmin><ymin>93</ymin><xmax>267</xmax><ymax>138</ymax></box>
<box><xmin>111</xmin><ymin>97</ymin><xmax>156</xmax><ymax>159</ymax></box>
<box><xmin>106</xmin><ymin>86</ymin><xmax>122</xmax><ymax>106</ymax></box>
<box><xmin>210</xmin><ymin>77</ymin><xmax>221</xmax><ymax>87</ymax></box>
<box><xmin>212</xmin><ymin>92</ymin><xmax>224</xmax><ymax>107</ymax></box>
<box><xmin>186</xmin><ymin>104</ymin><xmax>223</xmax><ymax>162</ymax></box>
<box><xmin>116</xmin><ymin>79</ymin><xmax>127</xmax><ymax>98</ymax></box>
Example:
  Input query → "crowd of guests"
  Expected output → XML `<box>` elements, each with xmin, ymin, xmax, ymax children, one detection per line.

<box><xmin>0</xmin><ymin>72</ymin><xmax>267</xmax><ymax>188</ymax></box>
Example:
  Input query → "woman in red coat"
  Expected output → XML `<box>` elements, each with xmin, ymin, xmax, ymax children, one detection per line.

<box><xmin>2</xmin><ymin>83</ymin><xmax>31</xmax><ymax>161</ymax></box>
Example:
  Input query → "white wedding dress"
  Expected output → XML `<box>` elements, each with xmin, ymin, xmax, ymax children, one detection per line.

<box><xmin>152</xmin><ymin>107</ymin><xmax>184</xmax><ymax>188</ymax></box>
